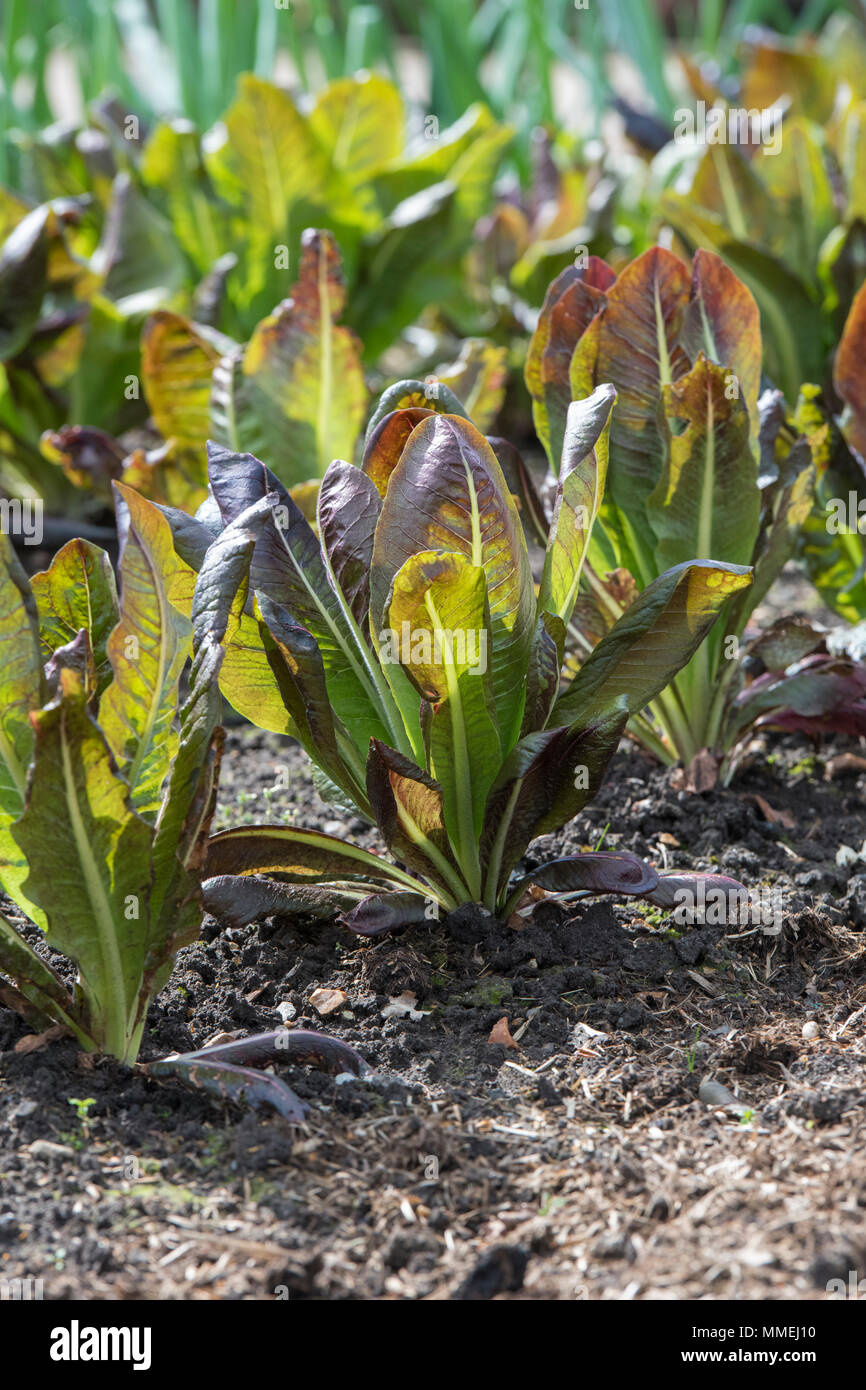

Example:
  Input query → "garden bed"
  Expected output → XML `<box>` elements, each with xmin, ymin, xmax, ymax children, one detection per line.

<box><xmin>1</xmin><ymin>725</ymin><xmax>863</xmax><ymax>1301</ymax></box>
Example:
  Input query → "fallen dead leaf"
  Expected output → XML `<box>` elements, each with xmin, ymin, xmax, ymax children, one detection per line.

<box><xmin>488</xmin><ymin>1016</ymin><xmax>518</xmax><ymax>1049</ymax></box>
<box><xmin>670</xmin><ymin>748</ymin><xmax>718</xmax><ymax>793</ymax></box>
<box><xmin>14</xmin><ymin>1024</ymin><xmax>67</xmax><ymax>1054</ymax></box>
<box><xmin>741</xmin><ymin>792</ymin><xmax>796</xmax><ymax>829</ymax></box>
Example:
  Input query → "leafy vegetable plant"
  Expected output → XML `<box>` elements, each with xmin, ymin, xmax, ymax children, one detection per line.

<box><xmin>657</xmin><ymin>24</ymin><xmax>866</xmax><ymax>403</ymax></box>
<box><xmin>138</xmin><ymin>229</ymin><xmax>366</xmax><ymax>501</ymax></box>
<box><xmin>524</xmin><ymin>245</ymin><xmax>866</xmax><ymax>777</ymax></box>
<box><xmin>0</xmin><ymin>484</ymin><xmax>245</xmax><ymax>1064</ymax></box>
<box><xmin>134</xmin><ymin>386</ymin><xmax>746</xmax><ymax>934</ymax></box>
<box><xmin>0</xmin><ymin>494</ymin><xmax>374</xmax><ymax>1119</ymax></box>
<box><xmin>796</xmin><ymin>287</ymin><xmax>866</xmax><ymax>626</ymax></box>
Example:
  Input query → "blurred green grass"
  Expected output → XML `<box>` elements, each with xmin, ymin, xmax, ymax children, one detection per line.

<box><xmin>2</xmin><ymin>0</ymin><xmax>854</xmax><ymax>189</ymax></box>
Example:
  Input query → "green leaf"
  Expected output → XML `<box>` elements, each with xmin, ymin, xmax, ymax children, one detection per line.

<box><xmin>524</xmin><ymin>257</ymin><xmax>615</xmax><ymax>472</ymax></box>
<box><xmin>142</xmin><ymin>310</ymin><xmax>231</xmax><ymax>462</ymax></box>
<box><xmin>100</xmin><ymin>484</ymin><xmax>193</xmax><ymax>819</ymax></box>
<box><xmin>347</xmin><ymin>181</ymin><xmax>457</xmax><ymax>359</ymax></box>
<box><xmin>309</xmin><ymin>73</ymin><xmax>404</xmax><ymax>187</ymax></box>
<box><xmin>435</xmin><ymin>338</ymin><xmax>508</xmax><ymax>433</ymax></box>
<box><xmin>482</xmin><ymin>710</ymin><xmax>627</xmax><ymax>904</ymax></box>
<box><xmin>207</xmin><ymin>443</ymin><xmax>403</xmax><ymax>756</ymax></box>
<box><xmin>98</xmin><ymin>174</ymin><xmax>187</xmax><ymax>310</ymax></box>
<box><xmin>205</xmin><ymin>824</ymin><xmax>424</xmax><ymax>894</ymax></box>
<box><xmin>385</xmin><ymin>550</ymin><xmax>500</xmax><ymax>896</ymax></box>
<box><xmin>317</xmin><ymin>458</ymin><xmax>382</xmax><ymax>627</ymax></box>
<box><xmin>209</xmin><ymin>229</ymin><xmax>366</xmax><ymax>485</ymax></box>
<box><xmin>538</xmin><ymin>385</ymin><xmax>615</xmax><ymax>627</ymax></box>
<box><xmin>140</xmin><ymin>120</ymin><xmax>233</xmax><ymax>278</ymax></box>
<box><xmin>11</xmin><ymin>670</ymin><xmax>155</xmax><ymax>1061</ymax></box>
<box><xmin>0</xmin><ymin>909</ymin><xmax>87</xmax><ymax>1042</ymax></box>
<box><xmin>0</xmin><ymin>534</ymin><xmax>46</xmax><ymax>814</ymax></box>
<box><xmin>204</xmin><ymin>74</ymin><xmax>332</xmax><ymax>230</ymax></box>
<box><xmin>554</xmin><ymin>560</ymin><xmax>752</xmax><ymax>727</ymax></box>
<box><xmin>0</xmin><ymin>205</ymin><xmax>49</xmax><ymax>360</ymax></box>
<box><xmin>370</xmin><ymin>413</ymin><xmax>534</xmax><ymax>749</ymax></box>
<box><xmin>31</xmin><ymin>538</ymin><xmax>119</xmax><ymax>696</ymax></box>
<box><xmin>648</xmin><ymin>356</ymin><xmax>760</xmax><ymax>573</ymax></box>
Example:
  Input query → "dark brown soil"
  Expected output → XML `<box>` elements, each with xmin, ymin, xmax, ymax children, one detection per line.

<box><xmin>1</xmin><ymin>714</ymin><xmax>864</xmax><ymax>1302</ymax></box>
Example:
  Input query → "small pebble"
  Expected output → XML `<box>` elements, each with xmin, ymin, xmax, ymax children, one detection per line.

<box><xmin>802</xmin><ymin>1021</ymin><xmax>820</xmax><ymax>1040</ymax></box>
<box><xmin>698</xmin><ymin>1079</ymin><xmax>752</xmax><ymax>1116</ymax></box>
<box><xmin>309</xmin><ymin>986</ymin><xmax>348</xmax><ymax>1017</ymax></box>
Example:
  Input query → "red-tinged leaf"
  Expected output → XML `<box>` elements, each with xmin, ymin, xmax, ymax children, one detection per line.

<box><xmin>525</xmin><ymin>257</ymin><xmax>616</xmax><ymax>471</ymax></box>
<box><xmin>366</xmin><ymin>739</ymin><xmax>466</xmax><ymax>901</ymax></box>
<box><xmin>486</xmin><ymin>435</ymin><xmax>553</xmax><ymax>548</ymax></box>
<box><xmin>160</xmin><ymin>1028</ymin><xmax>369</xmax><ymax>1075</ymax></box>
<box><xmin>642</xmin><ymin>872</ymin><xmax>750</xmax><ymax>920</ymax></box>
<box><xmin>39</xmin><ymin>425</ymin><xmax>126</xmax><ymax>494</ymax></box>
<box><xmin>364</xmin><ymin>379</ymin><xmax>470</xmax><ymax>447</ymax></box>
<box><xmin>207</xmin><ymin>442</ymin><xmax>396</xmax><ymax>754</ymax></box>
<box><xmin>149</xmin><ymin>1027</ymin><xmax>370</xmax><ymax>1121</ymax></box>
<box><xmin>648</xmin><ymin>355</ymin><xmax>761</xmax><ymax>574</ymax></box>
<box><xmin>568</xmin><ymin>247</ymin><xmax>692</xmax><ymax>582</ymax></box>
<box><xmin>317</xmin><ymin>458</ymin><xmax>382</xmax><ymax>625</ymax></box>
<box><xmin>201</xmin><ymin>874</ymin><xmax>365</xmax><ymax>928</ymax></box>
<box><xmin>205</xmin><ymin>824</ymin><xmax>423</xmax><ymax>893</ymax></box>
<box><xmin>680</xmin><ymin>249</ymin><xmax>762</xmax><ymax>460</ymax></box>
<box><xmin>514</xmin><ymin>851</ymin><xmax>660</xmax><ymax>903</ymax></box>
<box><xmin>553</xmin><ymin>560</ymin><xmax>752</xmax><ymax>727</ymax></box>
<box><xmin>755</xmin><ymin>705</ymin><xmax>866</xmax><ymax>737</ymax></box>
<box><xmin>362</xmin><ymin>406</ymin><xmax>436</xmax><ymax>497</ymax></box>
<box><xmin>370</xmin><ymin>413</ymin><xmax>534</xmax><ymax>748</ymax></box>
<box><xmin>736</xmin><ymin>653</ymin><xmax>866</xmax><ymax>723</ymax></box>
<box><xmin>538</xmin><ymin>385</ymin><xmax>616</xmax><ymax>627</ymax></box>
<box><xmin>835</xmin><ymin>280</ymin><xmax>866</xmax><ymax>458</ymax></box>
<box><xmin>340</xmin><ymin>891</ymin><xmax>432</xmax><ymax>936</ymax></box>
<box><xmin>211</xmin><ymin>229</ymin><xmax>366</xmax><ymax>485</ymax></box>
<box><xmin>150</xmin><ymin>1056</ymin><xmax>309</xmax><ymax>1122</ymax></box>
<box><xmin>521</xmin><ymin>611</ymin><xmax>565</xmax><ymax>735</ymax></box>
<box><xmin>481</xmin><ymin>711</ymin><xmax>626</xmax><ymax>899</ymax></box>
<box><xmin>255</xmin><ymin>593</ymin><xmax>365</xmax><ymax>810</ymax></box>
